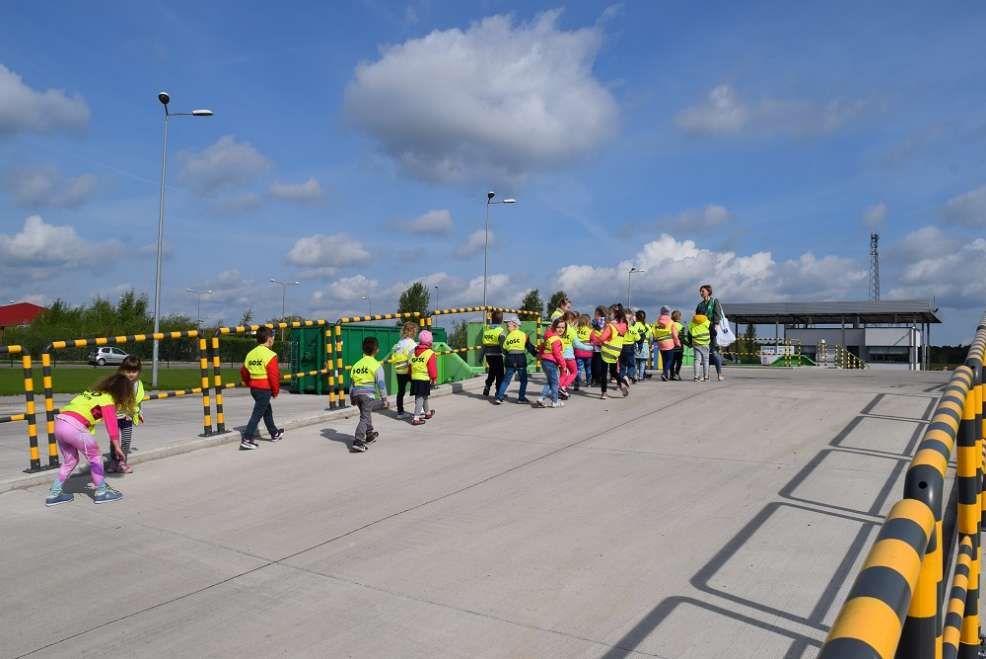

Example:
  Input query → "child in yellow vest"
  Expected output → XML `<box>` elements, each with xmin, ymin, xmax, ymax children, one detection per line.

<box><xmin>45</xmin><ymin>374</ymin><xmax>134</xmax><ymax>506</ymax></box>
<box><xmin>688</xmin><ymin>314</ymin><xmax>712</xmax><ymax>381</ymax></box>
<box><xmin>349</xmin><ymin>336</ymin><xmax>389</xmax><ymax>453</ymax></box>
<box><xmin>409</xmin><ymin>330</ymin><xmax>437</xmax><ymax>425</ymax></box>
<box><xmin>391</xmin><ymin>322</ymin><xmax>417</xmax><ymax>419</ymax></box>
<box><xmin>105</xmin><ymin>355</ymin><xmax>145</xmax><ymax>475</ymax></box>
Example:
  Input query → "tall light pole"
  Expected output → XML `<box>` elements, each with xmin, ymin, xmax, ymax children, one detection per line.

<box><xmin>269</xmin><ymin>279</ymin><xmax>300</xmax><ymax>319</ymax></box>
<box><xmin>627</xmin><ymin>266</ymin><xmax>646</xmax><ymax>309</ymax></box>
<box><xmin>152</xmin><ymin>92</ymin><xmax>213</xmax><ymax>387</ymax></box>
<box><xmin>483</xmin><ymin>191</ymin><xmax>517</xmax><ymax>309</ymax></box>
<box><xmin>361</xmin><ymin>295</ymin><xmax>372</xmax><ymax>316</ymax></box>
<box><xmin>185</xmin><ymin>288</ymin><xmax>213</xmax><ymax>325</ymax></box>
<box><xmin>433</xmin><ymin>285</ymin><xmax>439</xmax><ymax>311</ymax></box>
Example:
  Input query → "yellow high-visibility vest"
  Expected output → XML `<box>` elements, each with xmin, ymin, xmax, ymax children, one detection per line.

<box><xmin>409</xmin><ymin>349</ymin><xmax>435</xmax><ymax>381</ymax></box>
<box><xmin>601</xmin><ymin>323</ymin><xmax>622</xmax><ymax>364</ymax></box>
<box><xmin>61</xmin><ymin>390</ymin><xmax>115</xmax><ymax>434</ymax></box>
<box><xmin>350</xmin><ymin>355</ymin><xmax>382</xmax><ymax>387</ymax></box>
<box><xmin>503</xmin><ymin>329</ymin><xmax>528</xmax><ymax>354</ymax></box>
<box><xmin>244</xmin><ymin>345</ymin><xmax>276</xmax><ymax>381</ymax></box>
<box><xmin>577</xmin><ymin>326</ymin><xmax>592</xmax><ymax>343</ymax></box>
<box><xmin>541</xmin><ymin>334</ymin><xmax>563</xmax><ymax>360</ymax></box>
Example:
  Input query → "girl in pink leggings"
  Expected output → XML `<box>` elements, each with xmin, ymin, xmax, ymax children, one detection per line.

<box><xmin>45</xmin><ymin>374</ymin><xmax>133</xmax><ymax>506</ymax></box>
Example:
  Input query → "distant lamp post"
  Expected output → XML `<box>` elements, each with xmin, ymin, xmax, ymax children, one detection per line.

<box><xmin>627</xmin><ymin>266</ymin><xmax>646</xmax><ymax>309</ymax></box>
<box><xmin>270</xmin><ymin>279</ymin><xmax>300</xmax><ymax>339</ymax></box>
<box><xmin>483</xmin><ymin>191</ymin><xmax>517</xmax><ymax>309</ymax></box>
<box><xmin>152</xmin><ymin>91</ymin><xmax>213</xmax><ymax>387</ymax></box>
<box><xmin>185</xmin><ymin>288</ymin><xmax>213</xmax><ymax>324</ymax></box>
<box><xmin>361</xmin><ymin>295</ymin><xmax>372</xmax><ymax>316</ymax></box>
<box><xmin>433</xmin><ymin>285</ymin><xmax>440</xmax><ymax>312</ymax></box>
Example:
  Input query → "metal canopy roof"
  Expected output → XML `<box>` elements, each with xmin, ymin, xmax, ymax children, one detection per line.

<box><xmin>725</xmin><ymin>300</ymin><xmax>941</xmax><ymax>325</ymax></box>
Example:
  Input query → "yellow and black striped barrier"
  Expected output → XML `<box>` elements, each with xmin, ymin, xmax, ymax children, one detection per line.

<box><xmin>943</xmin><ymin>537</ymin><xmax>975</xmax><ymax>659</ymax></box>
<box><xmin>42</xmin><ymin>329</ymin><xmax>204</xmax><ymax>464</ymax></box>
<box><xmin>821</xmin><ymin>312</ymin><xmax>986</xmax><ymax>659</ymax></box>
<box><xmin>0</xmin><ymin>345</ymin><xmax>42</xmax><ymax>472</ymax></box>
<box><xmin>334</xmin><ymin>312</ymin><xmax>422</xmax><ymax>408</ymax></box>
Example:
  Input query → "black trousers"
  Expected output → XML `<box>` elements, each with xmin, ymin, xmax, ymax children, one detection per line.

<box><xmin>396</xmin><ymin>373</ymin><xmax>411</xmax><ymax>414</ymax></box>
<box><xmin>592</xmin><ymin>353</ymin><xmax>619</xmax><ymax>393</ymax></box>
<box><xmin>484</xmin><ymin>355</ymin><xmax>504</xmax><ymax>393</ymax></box>
<box><xmin>244</xmin><ymin>388</ymin><xmax>277</xmax><ymax>439</ymax></box>
<box><xmin>670</xmin><ymin>349</ymin><xmax>684</xmax><ymax>376</ymax></box>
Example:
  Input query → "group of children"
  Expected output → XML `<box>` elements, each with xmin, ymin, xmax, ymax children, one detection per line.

<box><xmin>44</xmin><ymin>289</ymin><xmax>727</xmax><ymax>500</ymax></box>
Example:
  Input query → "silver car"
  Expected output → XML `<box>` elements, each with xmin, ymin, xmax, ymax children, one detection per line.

<box><xmin>88</xmin><ymin>346</ymin><xmax>128</xmax><ymax>366</ymax></box>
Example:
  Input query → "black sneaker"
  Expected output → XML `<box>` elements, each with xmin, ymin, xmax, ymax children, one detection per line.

<box><xmin>483</xmin><ymin>387</ymin><xmax>490</xmax><ymax>397</ymax></box>
<box><xmin>517</xmin><ymin>397</ymin><xmax>530</xmax><ymax>403</ymax></box>
<box><xmin>240</xmin><ymin>439</ymin><xmax>258</xmax><ymax>450</ymax></box>
<box><xmin>351</xmin><ymin>439</ymin><xmax>367</xmax><ymax>453</ymax></box>
<box><xmin>270</xmin><ymin>429</ymin><xmax>284</xmax><ymax>442</ymax></box>
<box><xmin>365</xmin><ymin>431</ymin><xmax>379</xmax><ymax>444</ymax></box>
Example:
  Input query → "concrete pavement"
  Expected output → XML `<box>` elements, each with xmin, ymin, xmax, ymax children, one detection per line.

<box><xmin>0</xmin><ymin>368</ymin><xmax>952</xmax><ymax>658</ymax></box>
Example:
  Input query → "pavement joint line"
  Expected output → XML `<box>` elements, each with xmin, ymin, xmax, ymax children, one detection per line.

<box><xmin>275</xmin><ymin>561</ymin><xmax>671</xmax><ymax>659</ymax></box>
<box><xmin>14</xmin><ymin>388</ymin><xmax>709</xmax><ymax>658</ymax></box>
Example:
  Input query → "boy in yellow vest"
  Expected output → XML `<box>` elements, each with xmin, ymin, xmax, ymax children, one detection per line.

<box><xmin>688</xmin><ymin>314</ymin><xmax>712</xmax><ymax>381</ymax></box>
<box><xmin>349</xmin><ymin>336</ymin><xmax>389</xmax><ymax>453</ymax></box>
<box><xmin>238</xmin><ymin>326</ymin><xmax>283</xmax><ymax>450</ymax></box>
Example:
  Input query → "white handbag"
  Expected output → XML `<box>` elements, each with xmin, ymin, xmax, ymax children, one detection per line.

<box><xmin>715</xmin><ymin>304</ymin><xmax>736</xmax><ymax>347</ymax></box>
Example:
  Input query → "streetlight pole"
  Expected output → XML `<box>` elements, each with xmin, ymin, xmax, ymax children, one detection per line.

<box><xmin>152</xmin><ymin>92</ymin><xmax>213</xmax><ymax>387</ymax></box>
<box><xmin>270</xmin><ymin>279</ymin><xmax>300</xmax><ymax>339</ymax></box>
<box><xmin>361</xmin><ymin>295</ymin><xmax>372</xmax><ymax>316</ymax></box>
<box><xmin>627</xmin><ymin>266</ymin><xmax>646</xmax><ymax>309</ymax></box>
<box><xmin>483</xmin><ymin>191</ymin><xmax>517</xmax><ymax>310</ymax></box>
<box><xmin>185</xmin><ymin>288</ymin><xmax>213</xmax><ymax>325</ymax></box>
<box><xmin>433</xmin><ymin>285</ymin><xmax>439</xmax><ymax>312</ymax></box>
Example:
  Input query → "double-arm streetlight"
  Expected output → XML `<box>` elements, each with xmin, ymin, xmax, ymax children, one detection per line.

<box><xmin>627</xmin><ymin>266</ymin><xmax>646</xmax><ymax>309</ymax></box>
<box><xmin>483</xmin><ymin>191</ymin><xmax>517</xmax><ymax>309</ymax></box>
<box><xmin>186</xmin><ymin>288</ymin><xmax>213</xmax><ymax>324</ymax></box>
<box><xmin>152</xmin><ymin>91</ymin><xmax>213</xmax><ymax>387</ymax></box>
<box><xmin>270</xmin><ymin>279</ymin><xmax>300</xmax><ymax>319</ymax></box>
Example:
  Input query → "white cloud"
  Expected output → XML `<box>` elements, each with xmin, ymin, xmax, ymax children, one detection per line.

<box><xmin>456</xmin><ymin>228</ymin><xmax>492</xmax><ymax>257</ymax></box>
<box><xmin>0</xmin><ymin>215</ymin><xmax>120</xmax><ymax>279</ymax></box>
<box><xmin>344</xmin><ymin>10</ymin><xmax>618</xmax><ymax>184</ymax></box>
<box><xmin>664</xmin><ymin>204</ymin><xmax>732</xmax><ymax>233</ymax></box>
<box><xmin>0</xmin><ymin>64</ymin><xmax>90</xmax><ymax>136</ymax></box>
<box><xmin>178</xmin><ymin>135</ymin><xmax>271</xmax><ymax>195</ymax></box>
<box><xmin>674</xmin><ymin>84</ymin><xmax>867</xmax><ymax>138</ymax></box>
<box><xmin>554</xmin><ymin>233</ymin><xmax>866</xmax><ymax>308</ymax></box>
<box><xmin>943</xmin><ymin>185</ymin><xmax>986</xmax><ymax>227</ymax></box>
<box><xmin>4</xmin><ymin>166</ymin><xmax>97</xmax><ymax>208</ymax></box>
<box><xmin>402</xmin><ymin>209</ymin><xmax>454</xmax><ymax>234</ymax></box>
<box><xmin>286</xmin><ymin>233</ymin><xmax>371</xmax><ymax>277</ymax></box>
<box><xmin>269</xmin><ymin>178</ymin><xmax>322</xmax><ymax>203</ymax></box>
<box><xmin>888</xmin><ymin>238</ymin><xmax>986</xmax><ymax>308</ymax></box>
<box><xmin>215</xmin><ymin>192</ymin><xmax>262</xmax><ymax>213</ymax></box>
<box><xmin>312</xmin><ymin>275</ymin><xmax>379</xmax><ymax>305</ymax></box>
<box><xmin>889</xmin><ymin>225</ymin><xmax>960</xmax><ymax>262</ymax></box>
<box><xmin>862</xmin><ymin>202</ymin><xmax>888</xmax><ymax>230</ymax></box>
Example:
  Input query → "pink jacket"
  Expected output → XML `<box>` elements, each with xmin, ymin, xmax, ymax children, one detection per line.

<box><xmin>655</xmin><ymin>314</ymin><xmax>680</xmax><ymax>350</ymax></box>
<box><xmin>540</xmin><ymin>330</ymin><xmax>567</xmax><ymax>369</ymax></box>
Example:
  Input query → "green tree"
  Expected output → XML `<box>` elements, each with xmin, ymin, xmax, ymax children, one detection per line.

<box><xmin>448</xmin><ymin>320</ymin><xmax>469</xmax><ymax>349</ymax></box>
<box><xmin>547</xmin><ymin>290</ymin><xmax>568</xmax><ymax>316</ymax></box>
<box><xmin>398</xmin><ymin>282</ymin><xmax>431</xmax><ymax>316</ymax></box>
<box><xmin>520</xmin><ymin>289</ymin><xmax>544</xmax><ymax>318</ymax></box>
<box><xmin>239</xmin><ymin>309</ymin><xmax>254</xmax><ymax>325</ymax></box>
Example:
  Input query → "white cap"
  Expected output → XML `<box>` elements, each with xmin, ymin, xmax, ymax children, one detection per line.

<box><xmin>503</xmin><ymin>314</ymin><xmax>521</xmax><ymax>326</ymax></box>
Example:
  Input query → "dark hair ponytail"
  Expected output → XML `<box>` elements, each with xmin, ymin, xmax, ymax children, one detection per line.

<box><xmin>93</xmin><ymin>373</ymin><xmax>136</xmax><ymax>415</ymax></box>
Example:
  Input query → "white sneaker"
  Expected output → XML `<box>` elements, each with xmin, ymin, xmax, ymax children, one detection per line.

<box><xmin>550</xmin><ymin>400</ymin><xmax>565</xmax><ymax>408</ymax></box>
<box><xmin>535</xmin><ymin>398</ymin><xmax>546</xmax><ymax>407</ymax></box>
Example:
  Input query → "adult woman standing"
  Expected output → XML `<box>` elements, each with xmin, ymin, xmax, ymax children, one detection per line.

<box><xmin>696</xmin><ymin>284</ymin><xmax>725</xmax><ymax>381</ymax></box>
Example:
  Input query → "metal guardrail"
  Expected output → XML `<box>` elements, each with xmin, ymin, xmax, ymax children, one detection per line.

<box><xmin>820</xmin><ymin>313</ymin><xmax>986</xmax><ymax>659</ymax></box>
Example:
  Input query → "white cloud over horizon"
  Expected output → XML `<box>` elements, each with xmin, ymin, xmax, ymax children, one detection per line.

<box><xmin>3</xmin><ymin>165</ymin><xmax>97</xmax><ymax>208</ymax></box>
<box><xmin>401</xmin><ymin>209</ymin><xmax>454</xmax><ymax>234</ymax></box>
<box><xmin>269</xmin><ymin>177</ymin><xmax>322</xmax><ymax>203</ymax></box>
<box><xmin>286</xmin><ymin>233</ymin><xmax>371</xmax><ymax>279</ymax></box>
<box><xmin>178</xmin><ymin>135</ymin><xmax>271</xmax><ymax>195</ymax></box>
<box><xmin>0</xmin><ymin>64</ymin><xmax>90</xmax><ymax>137</ymax></box>
<box><xmin>344</xmin><ymin>10</ymin><xmax>618</xmax><ymax>184</ymax></box>
<box><xmin>675</xmin><ymin>84</ymin><xmax>868</xmax><ymax>139</ymax></box>
<box><xmin>943</xmin><ymin>184</ymin><xmax>986</xmax><ymax>228</ymax></box>
<box><xmin>456</xmin><ymin>228</ymin><xmax>492</xmax><ymax>257</ymax></box>
<box><xmin>0</xmin><ymin>215</ymin><xmax>120</xmax><ymax>280</ymax></box>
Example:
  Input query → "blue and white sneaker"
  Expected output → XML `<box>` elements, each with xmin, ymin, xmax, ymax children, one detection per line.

<box><xmin>45</xmin><ymin>492</ymin><xmax>74</xmax><ymax>507</ymax></box>
<box><xmin>93</xmin><ymin>488</ymin><xmax>123</xmax><ymax>504</ymax></box>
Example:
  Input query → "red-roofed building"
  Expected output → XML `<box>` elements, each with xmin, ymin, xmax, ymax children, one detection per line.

<box><xmin>0</xmin><ymin>303</ymin><xmax>46</xmax><ymax>343</ymax></box>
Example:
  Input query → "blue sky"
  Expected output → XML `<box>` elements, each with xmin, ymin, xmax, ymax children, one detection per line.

<box><xmin>1</xmin><ymin>1</ymin><xmax>984</xmax><ymax>342</ymax></box>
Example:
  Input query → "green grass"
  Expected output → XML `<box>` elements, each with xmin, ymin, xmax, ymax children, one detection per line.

<box><xmin>0</xmin><ymin>366</ymin><xmax>245</xmax><ymax>396</ymax></box>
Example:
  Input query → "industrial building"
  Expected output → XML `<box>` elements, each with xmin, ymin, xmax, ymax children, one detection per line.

<box><xmin>726</xmin><ymin>300</ymin><xmax>941</xmax><ymax>370</ymax></box>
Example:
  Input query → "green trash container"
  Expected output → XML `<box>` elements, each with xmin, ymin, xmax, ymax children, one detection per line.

<box><xmin>289</xmin><ymin>327</ymin><xmax>328</xmax><ymax>394</ymax></box>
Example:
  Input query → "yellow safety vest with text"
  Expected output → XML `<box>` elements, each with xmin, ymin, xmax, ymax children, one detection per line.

<box><xmin>577</xmin><ymin>326</ymin><xmax>592</xmax><ymax>344</ymax></box>
<box><xmin>482</xmin><ymin>326</ymin><xmax>505</xmax><ymax>359</ymax></box>
<box><xmin>652</xmin><ymin>321</ymin><xmax>673</xmax><ymax>343</ymax></box>
<box><xmin>391</xmin><ymin>342</ymin><xmax>413</xmax><ymax>375</ymax></box>
<box><xmin>601</xmin><ymin>323</ymin><xmax>622</xmax><ymax>364</ymax></box>
<box><xmin>245</xmin><ymin>345</ymin><xmax>276</xmax><ymax>381</ymax></box>
<box><xmin>541</xmin><ymin>334</ymin><xmax>563</xmax><ymax>360</ymax></box>
<box><xmin>625</xmin><ymin>323</ymin><xmax>641</xmax><ymax>344</ymax></box>
<box><xmin>561</xmin><ymin>326</ymin><xmax>575</xmax><ymax>351</ymax></box>
<box><xmin>689</xmin><ymin>320</ymin><xmax>711</xmax><ymax>346</ymax></box>
<box><xmin>351</xmin><ymin>355</ymin><xmax>382</xmax><ymax>387</ymax></box>
<box><xmin>502</xmin><ymin>329</ymin><xmax>528</xmax><ymax>354</ymax></box>
<box><xmin>409</xmin><ymin>349</ymin><xmax>435</xmax><ymax>382</ymax></box>
<box><xmin>61</xmin><ymin>390</ymin><xmax>115</xmax><ymax>434</ymax></box>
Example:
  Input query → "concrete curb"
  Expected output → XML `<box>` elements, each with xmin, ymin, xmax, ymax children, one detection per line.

<box><xmin>0</xmin><ymin>375</ymin><xmax>497</xmax><ymax>495</ymax></box>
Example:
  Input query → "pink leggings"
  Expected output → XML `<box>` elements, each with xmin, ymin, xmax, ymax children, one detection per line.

<box><xmin>55</xmin><ymin>416</ymin><xmax>104</xmax><ymax>486</ymax></box>
<box><xmin>560</xmin><ymin>359</ymin><xmax>578</xmax><ymax>389</ymax></box>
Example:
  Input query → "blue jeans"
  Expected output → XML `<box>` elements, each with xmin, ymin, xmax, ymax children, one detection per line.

<box><xmin>496</xmin><ymin>366</ymin><xmax>528</xmax><ymax>401</ymax></box>
<box><xmin>540</xmin><ymin>360</ymin><xmax>560</xmax><ymax>403</ymax></box>
<box><xmin>636</xmin><ymin>358</ymin><xmax>647</xmax><ymax>380</ymax></box>
<box><xmin>661</xmin><ymin>349</ymin><xmax>674</xmax><ymax>379</ymax></box>
<box><xmin>576</xmin><ymin>357</ymin><xmax>592</xmax><ymax>386</ymax></box>
<box><xmin>620</xmin><ymin>350</ymin><xmax>636</xmax><ymax>381</ymax></box>
<box><xmin>244</xmin><ymin>388</ymin><xmax>277</xmax><ymax>439</ymax></box>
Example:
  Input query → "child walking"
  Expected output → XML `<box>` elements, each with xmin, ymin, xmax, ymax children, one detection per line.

<box><xmin>537</xmin><ymin>317</ymin><xmax>569</xmax><ymax>408</ymax></box>
<box><xmin>558</xmin><ymin>311</ymin><xmax>579</xmax><ymax>398</ymax></box>
<box><xmin>482</xmin><ymin>310</ymin><xmax>506</xmax><ymax>397</ymax></box>
<box><xmin>494</xmin><ymin>316</ymin><xmax>537</xmax><ymax>404</ymax></box>
<box><xmin>615</xmin><ymin>309</ymin><xmax>635</xmax><ymax>392</ymax></box>
<box><xmin>574</xmin><ymin>314</ymin><xmax>594</xmax><ymax>390</ymax></box>
<box><xmin>105</xmin><ymin>356</ymin><xmax>144</xmax><ymax>474</ymax></box>
<box><xmin>409</xmin><ymin>330</ymin><xmax>437</xmax><ymax>425</ymax></box>
<box><xmin>689</xmin><ymin>314</ymin><xmax>712</xmax><ymax>381</ymax></box>
<box><xmin>633</xmin><ymin>310</ymin><xmax>650</xmax><ymax>381</ymax></box>
<box><xmin>391</xmin><ymin>322</ymin><xmax>417</xmax><ymax>419</ymax></box>
<box><xmin>670</xmin><ymin>310</ymin><xmax>685</xmax><ymax>380</ymax></box>
<box><xmin>591</xmin><ymin>306</ymin><xmax>625</xmax><ymax>399</ymax></box>
<box><xmin>653</xmin><ymin>306</ymin><xmax>680</xmax><ymax>382</ymax></box>
<box><xmin>239</xmin><ymin>326</ymin><xmax>284</xmax><ymax>450</ymax></box>
<box><xmin>349</xmin><ymin>336</ymin><xmax>389</xmax><ymax>453</ymax></box>
<box><xmin>45</xmin><ymin>374</ymin><xmax>133</xmax><ymax>506</ymax></box>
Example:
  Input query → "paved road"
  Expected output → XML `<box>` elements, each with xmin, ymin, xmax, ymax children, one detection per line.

<box><xmin>0</xmin><ymin>368</ymin><xmax>950</xmax><ymax>658</ymax></box>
